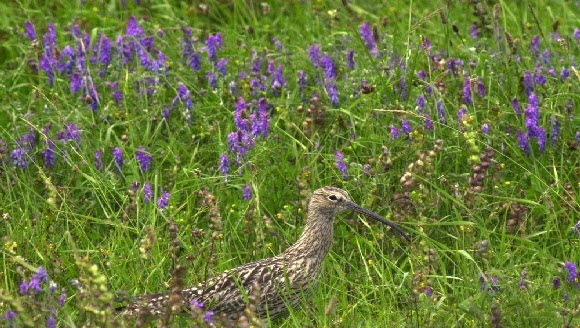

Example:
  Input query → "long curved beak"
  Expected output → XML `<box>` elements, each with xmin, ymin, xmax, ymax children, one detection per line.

<box><xmin>344</xmin><ymin>201</ymin><xmax>410</xmax><ymax>241</ymax></box>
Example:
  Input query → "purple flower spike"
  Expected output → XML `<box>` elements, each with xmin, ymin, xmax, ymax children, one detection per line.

<box><xmin>564</xmin><ymin>261</ymin><xmax>578</xmax><ymax>284</ymax></box>
<box><xmin>359</xmin><ymin>22</ymin><xmax>378</xmax><ymax>57</ymax></box>
<box><xmin>335</xmin><ymin>151</ymin><xmax>348</xmax><ymax>179</ymax></box>
<box><xmin>462</xmin><ymin>77</ymin><xmax>472</xmax><ymax>104</ymax></box>
<box><xmin>44</xmin><ymin>139</ymin><xmax>56</xmax><ymax>168</ymax></box>
<box><xmin>215</xmin><ymin>57</ymin><xmax>228</xmax><ymax>75</ymax></box>
<box><xmin>389</xmin><ymin>125</ymin><xmax>400</xmax><ymax>140</ymax></box>
<box><xmin>517</xmin><ymin>130</ymin><xmax>530</xmax><ymax>156</ymax></box>
<box><xmin>206</xmin><ymin>33</ymin><xmax>223</xmax><ymax>62</ymax></box>
<box><xmin>401</xmin><ymin>120</ymin><xmax>411</xmax><ymax>135</ymax></box>
<box><xmin>219</xmin><ymin>153</ymin><xmax>229</xmax><ymax>177</ymax></box>
<box><xmin>511</xmin><ymin>97</ymin><xmax>520</xmax><ymax>115</ymax></box>
<box><xmin>242</xmin><ymin>185</ymin><xmax>252</xmax><ymax>200</ymax></box>
<box><xmin>24</xmin><ymin>21</ymin><xmax>37</xmax><ymax>42</ymax></box>
<box><xmin>112</xmin><ymin>147</ymin><xmax>123</xmax><ymax>173</ymax></box>
<box><xmin>157</xmin><ymin>190</ymin><xmax>170</xmax><ymax>211</ymax></box>
<box><xmin>308</xmin><ymin>44</ymin><xmax>321</xmax><ymax>68</ymax></box>
<box><xmin>143</xmin><ymin>182</ymin><xmax>153</xmax><ymax>203</ymax></box>
<box><xmin>321</xmin><ymin>53</ymin><xmax>336</xmax><ymax>80</ymax></box>
<box><xmin>417</xmin><ymin>94</ymin><xmax>425</xmax><ymax>113</ymax></box>
<box><xmin>136</xmin><ymin>146</ymin><xmax>153</xmax><ymax>172</ymax></box>
<box><xmin>437</xmin><ymin>99</ymin><xmax>446</xmax><ymax>124</ymax></box>
<box><xmin>346</xmin><ymin>49</ymin><xmax>355</xmax><ymax>69</ymax></box>
<box><xmin>95</xmin><ymin>149</ymin><xmax>103</xmax><ymax>171</ymax></box>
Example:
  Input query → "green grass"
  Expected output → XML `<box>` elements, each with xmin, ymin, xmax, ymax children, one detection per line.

<box><xmin>1</xmin><ymin>0</ymin><xmax>579</xmax><ymax>327</ymax></box>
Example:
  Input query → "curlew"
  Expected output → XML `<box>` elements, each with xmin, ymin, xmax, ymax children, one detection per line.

<box><xmin>119</xmin><ymin>186</ymin><xmax>410</xmax><ymax>321</ymax></box>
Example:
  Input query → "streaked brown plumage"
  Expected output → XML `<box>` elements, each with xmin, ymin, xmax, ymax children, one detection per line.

<box><xmin>120</xmin><ymin>186</ymin><xmax>410</xmax><ymax>321</ymax></box>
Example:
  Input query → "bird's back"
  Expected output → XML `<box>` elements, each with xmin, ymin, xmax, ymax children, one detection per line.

<box><xmin>124</xmin><ymin>253</ymin><xmax>321</xmax><ymax>321</ymax></box>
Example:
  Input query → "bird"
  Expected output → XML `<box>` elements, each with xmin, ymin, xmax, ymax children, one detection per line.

<box><xmin>119</xmin><ymin>186</ymin><xmax>410</xmax><ymax>322</ymax></box>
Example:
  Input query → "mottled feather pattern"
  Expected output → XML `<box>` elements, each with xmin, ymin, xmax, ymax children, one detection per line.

<box><xmin>120</xmin><ymin>187</ymin><xmax>409</xmax><ymax>321</ymax></box>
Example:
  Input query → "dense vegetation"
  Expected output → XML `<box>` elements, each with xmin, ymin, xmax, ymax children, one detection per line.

<box><xmin>1</xmin><ymin>1</ymin><xmax>579</xmax><ymax>327</ymax></box>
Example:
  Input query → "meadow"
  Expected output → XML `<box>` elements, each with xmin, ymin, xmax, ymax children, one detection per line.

<box><xmin>0</xmin><ymin>0</ymin><xmax>579</xmax><ymax>327</ymax></box>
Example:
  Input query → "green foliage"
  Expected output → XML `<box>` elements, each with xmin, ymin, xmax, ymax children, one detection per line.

<box><xmin>1</xmin><ymin>0</ymin><xmax>579</xmax><ymax>327</ymax></box>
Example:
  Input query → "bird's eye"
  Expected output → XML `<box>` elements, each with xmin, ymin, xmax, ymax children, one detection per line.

<box><xmin>328</xmin><ymin>194</ymin><xmax>339</xmax><ymax>201</ymax></box>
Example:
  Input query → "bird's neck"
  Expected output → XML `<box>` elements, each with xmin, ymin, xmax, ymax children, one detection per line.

<box><xmin>283</xmin><ymin>211</ymin><xmax>334</xmax><ymax>260</ymax></box>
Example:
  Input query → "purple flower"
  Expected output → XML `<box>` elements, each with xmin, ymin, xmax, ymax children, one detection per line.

<box><xmin>2</xmin><ymin>310</ymin><xmax>16</xmax><ymax>321</ymax></box>
<box><xmin>523</xmin><ymin>71</ymin><xmax>533</xmax><ymax>95</ymax></box>
<box><xmin>24</xmin><ymin>21</ymin><xmax>37</xmax><ymax>42</ymax></box>
<box><xmin>234</xmin><ymin>97</ymin><xmax>249</xmax><ymax>132</ymax></box>
<box><xmin>416</xmin><ymin>94</ymin><xmax>425</xmax><ymax>113</ymax></box>
<box><xmin>219</xmin><ymin>153</ymin><xmax>229</xmax><ymax>177</ymax></box>
<box><xmin>175</xmin><ymin>83</ymin><xmax>193</xmax><ymax>110</ymax></box>
<box><xmin>308</xmin><ymin>44</ymin><xmax>321</xmax><ymax>67</ymax></box>
<box><xmin>517</xmin><ymin>130</ymin><xmax>530</xmax><ymax>156</ymax></box>
<box><xmin>40</xmin><ymin>54</ymin><xmax>55</xmax><ymax>86</ymax></box>
<box><xmin>92</xmin><ymin>34</ymin><xmax>112</xmax><ymax>68</ymax></box>
<box><xmin>346</xmin><ymin>49</ymin><xmax>355</xmax><ymax>69</ymax></box>
<box><xmin>425</xmin><ymin>286</ymin><xmax>433</xmax><ymax>297</ymax></box>
<box><xmin>575</xmin><ymin>28</ymin><xmax>580</xmax><ymax>42</ymax></box>
<box><xmin>549</xmin><ymin>118</ymin><xmax>559</xmax><ymax>145</ymax></box>
<box><xmin>47</xmin><ymin>316</ymin><xmax>56</xmax><ymax>328</ymax></box>
<box><xmin>190</xmin><ymin>300</ymin><xmax>203</xmax><ymax>309</ymax></box>
<box><xmin>44</xmin><ymin>139</ymin><xmax>56</xmax><ymax>168</ymax></box>
<box><xmin>363</xmin><ymin>164</ymin><xmax>371</xmax><ymax>176</ymax></box>
<box><xmin>271</xmin><ymin>37</ymin><xmax>283</xmax><ymax>51</ymax></box>
<box><xmin>157</xmin><ymin>190</ymin><xmax>170</xmax><ymax>211</ymax></box>
<box><xmin>561</xmin><ymin>67</ymin><xmax>570</xmax><ymax>79</ymax></box>
<box><xmin>534</xmin><ymin>73</ymin><xmax>546</xmax><ymax>86</ymax></box>
<box><xmin>256</xmin><ymin>98</ymin><xmax>270</xmax><ymax>138</ymax></box>
<box><xmin>437</xmin><ymin>99</ymin><xmax>446</xmax><ymax>124</ymax></box>
<box><xmin>143</xmin><ymin>183</ymin><xmax>153</xmax><ymax>203</ymax></box>
<box><xmin>271</xmin><ymin>64</ymin><xmax>285</xmax><ymax>96</ymax></box>
<box><xmin>12</xmin><ymin>148</ymin><xmax>28</xmax><ymax>168</ymax></box>
<box><xmin>90</xmin><ymin>149</ymin><xmax>102</xmax><ymax>172</ymax></box>
<box><xmin>552</xmin><ymin>277</ymin><xmax>561</xmax><ymax>289</ymax></box>
<box><xmin>57</xmin><ymin>45</ymin><xmax>75</xmax><ymax>74</ymax></box>
<box><xmin>126</xmin><ymin>16</ymin><xmax>143</xmax><ymax>36</ymax></box>
<box><xmin>399</xmin><ymin>76</ymin><xmax>407</xmax><ymax>101</ymax></box>
<box><xmin>359</xmin><ymin>22</ymin><xmax>378</xmax><ymax>57</ymax></box>
<box><xmin>242</xmin><ymin>185</ymin><xmax>252</xmax><ymax>200</ymax></box>
<box><xmin>207</xmin><ymin>71</ymin><xmax>217</xmax><ymax>90</ymax></box>
<box><xmin>565</xmin><ymin>261</ymin><xmax>577</xmax><ymax>284</ymax></box>
<box><xmin>572</xmin><ymin>220</ymin><xmax>580</xmax><ymax>237</ymax></box>
<box><xmin>321</xmin><ymin>53</ymin><xmax>336</xmax><ymax>80</ymax></box>
<box><xmin>462</xmin><ymin>77</ymin><xmax>472</xmax><ymax>104</ymax></box>
<box><xmin>531</xmin><ymin>35</ymin><xmax>540</xmax><ymax>54</ymax></box>
<box><xmin>481</xmin><ymin>124</ymin><xmax>489</xmax><ymax>135</ymax></box>
<box><xmin>335</xmin><ymin>151</ymin><xmax>348</xmax><ymax>179</ymax></box>
<box><xmin>476</xmin><ymin>78</ymin><xmax>485</xmax><ymax>97</ymax></box>
<box><xmin>525</xmin><ymin>92</ymin><xmax>539</xmax><ymax>135</ymax></box>
<box><xmin>401</xmin><ymin>120</ymin><xmax>411</xmax><ymax>135</ymax></box>
<box><xmin>215</xmin><ymin>57</ymin><xmax>228</xmax><ymax>75</ymax></box>
<box><xmin>536</xmin><ymin>126</ymin><xmax>547</xmax><ymax>153</ymax></box>
<box><xmin>326</xmin><ymin>82</ymin><xmax>339</xmax><ymax>107</ymax></box>
<box><xmin>470</xmin><ymin>23</ymin><xmax>478</xmax><ymax>39</ymax></box>
<box><xmin>19</xmin><ymin>281</ymin><xmax>29</xmax><ymax>295</ymax></box>
<box><xmin>203</xmin><ymin>310</ymin><xmax>214</xmax><ymax>323</ymax></box>
<box><xmin>389</xmin><ymin>125</ymin><xmax>400</xmax><ymax>140</ymax></box>
<box><xmin>206</xmin><ymin>33</ymin><xmax>222</xmax><ymax>62</ymax></box>
<box><xmin>136</xmin><ymin>146</ymin><xmax>152</xmax><ymax>172</ymax></box>
<box><xmin>59</xmin><ymin>292</ymin><xmax>66</xmax><ymax>307</ymax></box>
<box><xmin>424</xmin><ymin>116</ymin><xmax>433</xmax><ymax>130</ymax></box>
<box><xmin>417</xmin><ymin>70</ymin><xmax>427</xmax><ymax>81</ymax></box>
<box><xmin>511</xmin><ymin>97</ymin><xmax>520</xmax><ymax>115</ymax></box>
<box><xmin>182</xmin><ymin>29</ymin><xmax>201</xmax><ymax>72</ymax></box>
<box><xmin>112</xmin><ymin>147</ymin><xmax>123</xmax><ymax>173</ymax></box>
<box><xmin>298</xmin><ymin>70</ymin><xmax>307</xmax><ymax>99</ymax></box>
